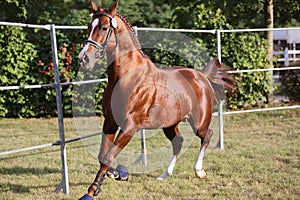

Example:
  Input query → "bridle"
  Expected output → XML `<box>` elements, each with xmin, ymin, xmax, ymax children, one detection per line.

<box><xmin>86</xmin><ymin>12</ymin><xmax>118</xmax><ymax>58</ymax></box>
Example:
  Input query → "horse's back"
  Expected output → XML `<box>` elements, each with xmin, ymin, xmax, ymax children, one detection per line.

<box><xmin>164</xmin><ymin>66</ymin><xmax>214</xmax><ymax>99</ymax></box>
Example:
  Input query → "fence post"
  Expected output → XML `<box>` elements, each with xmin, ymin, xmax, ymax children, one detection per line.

<box><xmin>284</xmin><ymin>47</ymin><xmax>289</xmax><ymax>67</ymax></box>
<box><xmin>50</xmin><ymin>24</ymin><xmax>70</xmax><ymax>194</ymax></box>
<box><xmin>217</xmin><ymin>29</ymin><xmax>222</xmax><ymax>63</ymax></box>
<box><xmin>133</xmin><ymin>129</ymin><xmax>148</xmax><ymax>166</ymax></box>
<box><xmin>216</xmin><ymin>29</ymin><xmax>224</xmax><ymax>150</ymax></box>
<box><xmin>218</xmin><ymin>101</ymin><xmax>224</xmax><ymax>150</ymax></box>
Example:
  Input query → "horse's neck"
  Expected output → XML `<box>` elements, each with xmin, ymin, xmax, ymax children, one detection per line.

<box><xmin>107</xmin><ymin>51</ymin><xmax>154</xmax><ymax>85</ymax></box>
<box><xmin>106</xmin><ymin>27</ymin><xmax>155</xmax><ymax>85</ymax></box>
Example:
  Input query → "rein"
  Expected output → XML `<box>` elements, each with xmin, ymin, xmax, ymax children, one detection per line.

<box><xmin>85</xmin><ymin>12</ymin><xmax>118</xmax><ymax>58</ymax></box>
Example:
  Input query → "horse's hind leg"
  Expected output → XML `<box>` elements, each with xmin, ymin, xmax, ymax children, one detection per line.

<box><xmin>194</xmin><ymin>128</ymin><xmax>213</xmax><ymax>179</ymax></box>
<box><xmin>157</xmin><ymin>122</ymin><xmax>183</xmax><ymax>180</ymax></box>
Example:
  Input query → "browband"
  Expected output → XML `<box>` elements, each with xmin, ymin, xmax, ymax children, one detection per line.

<box><xmin>92</xmin><ymin>12</ymin><xmax>118</xmax><ymax>29</ymax></box>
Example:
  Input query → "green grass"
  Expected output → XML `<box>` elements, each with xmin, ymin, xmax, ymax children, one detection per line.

<box><xmin>0</xmin><ymin>109</ymin><xmax>299</xmax><ymax>199</ymax></box>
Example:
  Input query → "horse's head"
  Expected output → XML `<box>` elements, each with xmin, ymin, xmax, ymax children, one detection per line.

<box><xmin>79</xmin><ymin>0</ymin><xmax>119</xmax><ymax>69</ymax></box>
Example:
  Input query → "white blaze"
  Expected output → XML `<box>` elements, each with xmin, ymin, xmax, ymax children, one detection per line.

<box><xmin>78</xmin><ymin>18</ymin><xmax>99</xmax><ymax>60</ymax></box>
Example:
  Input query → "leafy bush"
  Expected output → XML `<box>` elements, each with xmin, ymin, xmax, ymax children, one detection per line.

<box><xmin>281</xmin><ymin>69</ymin><xmax>300</xmax><ymax>102</ymax></box>
<box><xmin>222</xmin><ymin>32</ymin><xmax>273</xmax><ymax>109</ymax></box>
<box><xmin>141</xmin><ymin>31</ymin><xmax>210</xmax><ymax>71</ymax></box>
<box><xmin>0</xmin><ymin>7</ymin><xmax>110</xmax><ymax>117</ymax></box>
<box><xmin>0</xmin><ymin>26</ymin><xmax>39</xmax><ymax>117</ymax></box>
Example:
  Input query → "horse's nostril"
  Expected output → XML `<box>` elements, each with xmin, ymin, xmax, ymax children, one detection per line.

<box><xmin>83</xmin><ymin>54</ymin><xmax>89</xmax><ymax>64</ymax></box>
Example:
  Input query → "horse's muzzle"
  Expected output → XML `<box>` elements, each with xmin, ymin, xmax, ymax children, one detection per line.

<box><xmin>80</xmin><ymin>53</ymin><xmax>99</xmax><ymax>69</ymax></box>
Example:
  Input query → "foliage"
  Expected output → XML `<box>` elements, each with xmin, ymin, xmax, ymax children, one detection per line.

<box><xmin>222</xmin><ymin>33</ymin><xmax>273</xmax><ymax>109</ymax></box>
<box><xmin>0</xmin><ymin>26</ymin><xmax>39</xmax><ymax>117</ymax></box>
<box><xmin>281</xmin><ymin>69</ymin><xmax>300</xmax><ymax>101</ymax></box>
<box><xmin>0</xmin><ymin>0</ymin><xmax>69</xmax><ymax>24</ymax></box>
<box><xmin>220</xmin><ymin>0</ymin><xmax>266</xmax><ymax>28</ymax></box>
<box><xmin>145</xmin><ymin>1</ymin><xmax>228</xmax><ymax>70</ymax></box>
<box><xmin>141</xmin><ymin>32</ymin><xmax>210</xmax><ymax>71</ymax></box>
<box><xmin>118</xmin><ymin>0</ymin><xmax>173</xmax><ymax>27</ymax></box>
<box><xmin>274</xmin><ymin>0</ymin><xmax>300</xmax><ymax>27</ymax></box>
<box><xmin>168</xmin><ymin>0</ymin><xmax>300</xmax><ymax>28</ymax></box>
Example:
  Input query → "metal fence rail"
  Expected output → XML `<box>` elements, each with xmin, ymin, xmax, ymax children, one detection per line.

<box><xmin>224</xmin><ymin>105</ymin><xmax>300</xmax><ymax>115</ymax></box>
<box><xmin>0</xmin><ymin>78</ymin><xmax>108</xmax><ymax>91</ymax></box>
<box><xmin>0</xmin><ymin>132</ymin><xmax>103</xmax><ymax>157</ymax></box>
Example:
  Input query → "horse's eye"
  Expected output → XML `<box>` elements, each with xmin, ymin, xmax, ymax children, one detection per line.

<box><xmin>101</xmin><ymin>26</ymin><xmax>108</xmax><ymax>32</ymax></box>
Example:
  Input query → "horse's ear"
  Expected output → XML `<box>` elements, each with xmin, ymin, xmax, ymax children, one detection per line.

<box><xmin>90</xmin><ymin>0</ymin><xmax>98</xmax><ymax>13</ymax></box>
<box><xmin>109</xmin><ymin>0</ymin><xmax>118</xmax><ymax>16</ymax></box>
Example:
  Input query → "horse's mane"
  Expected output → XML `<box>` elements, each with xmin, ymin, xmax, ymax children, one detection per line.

<box><xmin>116</xmin><ymin>12</ymin><xmax>148</xmax><ymax>58</ymax></box>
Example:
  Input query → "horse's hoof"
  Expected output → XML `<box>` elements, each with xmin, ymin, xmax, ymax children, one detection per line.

<box><xmin>195</xmin><ymin>169</ymin><xmax>207</xmax><ymax>179</ymax></box>
<box><xmin>78</xmin><ymin>194</ymin><xmax>94</xmax><ymax>200</ymax></box>
<box><xmin>106</xmin><ymin>167</ymin><xmax>120</xmax><ymax>179</ymax></box>
<box><xmin>107</xmin><ymin>165</ymin><xmax>129</xmax><ymax>181</ymax></box>
<box><xmin>157</xmin><ymin>172</ymin><xmax>171</xmax><ymax>181</ymax></box>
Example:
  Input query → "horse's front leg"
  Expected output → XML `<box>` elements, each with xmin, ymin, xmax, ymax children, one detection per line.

<box><xmin>79</xmin><ymin>119</ymin><xmax>117</xmax><ymax>199</ymax></box>
<box><xmin>86</xmin><ymin>133</ymin><xmax>116</xmax><ymax>197</ymax></box>
<box><xmin>98</xmin><ymin>118</ymin><xmax>119</xmax><ymax>170</ymax></box>
<box><xmin>84</xmin><ymin>126</ymin><xmax>137</xmax><ymax>198</ymax></box>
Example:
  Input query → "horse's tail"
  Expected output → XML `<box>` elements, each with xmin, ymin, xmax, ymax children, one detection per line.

<box><xmin>201</xmin><ymin>59</ymin><xmax>237</xmax><ymax>102</ymax></box>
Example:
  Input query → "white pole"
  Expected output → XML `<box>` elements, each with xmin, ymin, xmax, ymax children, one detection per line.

<box><xmin>50</xmin><ymin>24</ymin><xmax>70</xmax><ymax>194</ymax></box>
<box><xmin>216</xmin><ymin>29</ymin><xmax>224</xmax><ymax>150</ymax></box>
<box><xmin>284</xmin><ymin>47</ymin><xmax>289</xmax><ymax>67</ymax></box>
<box><xmin>217</xmin><ymin>29</ymin><xmax>222</xmax><ymax>63</ymax></box>
<box><xmin>140</xmin><ymin>129</ymin><xmax>147</xmax><ymax>166</ymax></box>
<box><xmin>293</xmin><ymin>42</ymin><xmax>296</xmax><ymax>63</ymax></box>
<box><xmin>218</xmin><ymin>101</ymin><xmax>224</xmax><ymax>150</ymax></box>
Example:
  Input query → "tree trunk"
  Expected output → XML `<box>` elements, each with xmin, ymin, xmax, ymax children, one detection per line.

<box><xmin>266</xmin><ymin>0</ymin><xmax>274</xmax><ymax>102</ymax></box>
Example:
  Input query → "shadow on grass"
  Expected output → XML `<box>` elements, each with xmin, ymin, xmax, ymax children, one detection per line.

<box><xmin>0</xmin><ymin>183</ymin><xmax>31</xmax><ymax>193</ymax></box>
<box><xmin>0</xmin><ymin>166</ymin><xmax>60</xmax><ymax>175</ymax></box>
<box><xmin>0</xmin><ymin>179</ymin><xmax>92</xmax><ymax>195</ymax></box>
<box><xmin>130</xmin><ymin>173</ymin><xmax>159</xmax><ymax>179</ymax></box>
<box><xmin>0</xmin><ymin>141</ymin><xmax>97</xmax><ymax>161</ymax></box>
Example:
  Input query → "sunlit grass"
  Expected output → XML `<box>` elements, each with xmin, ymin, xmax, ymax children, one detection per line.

<box><xmin>0</xmin><ymin>109</ymin><xmax>299</xmax><ymax>199</ymax></box>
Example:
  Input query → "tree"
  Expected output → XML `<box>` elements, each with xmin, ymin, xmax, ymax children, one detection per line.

<box><xmin>274</xmin><ymin>0</ymin><xmax>300</xmax><ymax>27</ymax></box>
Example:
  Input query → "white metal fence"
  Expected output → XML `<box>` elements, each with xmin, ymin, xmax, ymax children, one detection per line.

<box><xmin>0</xmin><ymin>21</ymin><xmax>300</xmax><ymax>194</ymax></box>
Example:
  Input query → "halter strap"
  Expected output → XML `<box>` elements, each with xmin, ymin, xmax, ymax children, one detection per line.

<box><xmin>85</xmin><ymin>12</ymin><xmax>118</xmax><ymax>58</ymax></box>
<box><xmin>93</xmin><ymin>12</ymin><xmax>118</xmax><ymax>29</ymax></box>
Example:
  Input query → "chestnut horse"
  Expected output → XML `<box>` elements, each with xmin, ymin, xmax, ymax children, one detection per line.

<box><xmin>78</xmin><ymin>0</ymin><xmax>236</xmax><ymax>199</ymax></box>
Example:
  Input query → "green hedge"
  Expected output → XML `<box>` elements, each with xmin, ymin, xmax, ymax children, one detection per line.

<box><xmin>0</xmin><ymin>26</ymin><xmax>39</xmax><ymax>117</ymax></box>
<box><xmin>221</xmin><ymin>32</ymin><xmax>273</xmax><ymax>109</ymax></box>
<box><xmin>0</xmin><ymin>23</ymin><xmax>107</xmax><ymax>117</ymax></box>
